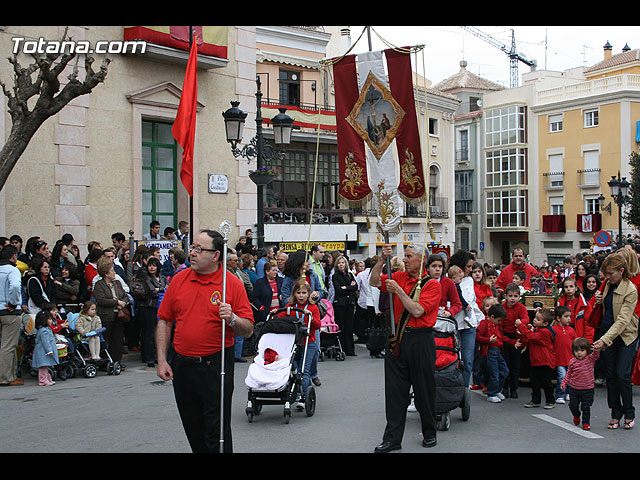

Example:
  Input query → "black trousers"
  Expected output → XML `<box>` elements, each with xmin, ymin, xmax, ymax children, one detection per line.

<box><xmin>568</xmin><ymin>386</ymin><xmax>595</xmax><ymax>424</ymax></box>
<box><xmin>333</xmin><ymin>303</ymin><xmax>356</xmax><ymax>355</ymax></box>
<box><xmin>530</xmin><ymin>365</ymin><xmax>555</xmax><ymax>404</ymax></box>
<box><xmin>502</xmin><ymin>333</ymin><xmax>522</xmax><ymax>392</ymax></box>
<box><xmin>382</xmin><ymin>328</ymin><xmax>436</xmax><ymax>445</ymax></box>
<box><xmin>171</xmin><ymin>346</ymin><xmax>235</xmax><ymax>453</ymax></box>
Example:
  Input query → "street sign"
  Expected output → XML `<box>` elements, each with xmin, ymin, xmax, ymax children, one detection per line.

<box><xmin>593</xmin><ymin>230</ymin><xmax>611</xmax><ymax>247</ymax></box>
<box><xmin>479</xmin><ymin>241</ymin><xmax>485</xmax><ymax>251</ymax></box>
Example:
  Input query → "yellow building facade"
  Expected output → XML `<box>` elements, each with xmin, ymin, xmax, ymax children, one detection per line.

<box><xmin>531</xmin><ymin>43</ymin><xmax>640</xmax><ymax>265</ymax></box>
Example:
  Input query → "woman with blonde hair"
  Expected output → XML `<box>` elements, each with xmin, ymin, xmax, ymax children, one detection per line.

<box><xmin>587</xmin><ymin>253</ymin><xmax>639</xmax><ymax>429</ymax></box>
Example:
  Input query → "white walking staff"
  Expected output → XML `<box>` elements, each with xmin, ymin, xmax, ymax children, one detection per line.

<box><xmin>219</xmin><ymin>220</ymin><xmax>232</xmax><ymax>452</ymax></box>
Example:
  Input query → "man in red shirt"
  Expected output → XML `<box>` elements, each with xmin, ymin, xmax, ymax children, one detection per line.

<box><xmin>496</xmin><ymin>248</ymin><xmax>538</xmax><ymax>292</ymax></box>
<box><xmin>156</xmin><ymin>229</ymin><xmax>253</xmax><ymax>453</ymax></box>
<box><xmin>370</xmin><ymin>243</ymin><xmax>441</xmax><ymax>453</ymax></box>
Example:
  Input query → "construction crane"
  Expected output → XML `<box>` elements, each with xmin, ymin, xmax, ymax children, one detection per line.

<box><xmin>460</xmin><ymin>26</ymin><xmax>537</xmax><ymax>88</ymax></box>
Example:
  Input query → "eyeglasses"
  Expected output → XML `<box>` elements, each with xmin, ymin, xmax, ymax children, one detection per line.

<box><xmin>189</xmin><ymin>244</ymin><xmax>216</xmax><ymax>254</ymax></box>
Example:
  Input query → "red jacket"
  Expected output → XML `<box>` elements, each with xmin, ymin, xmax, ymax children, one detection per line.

<box><xmin>552</xmin><ymin>324</ymin><xmax>576</xmax><ymax>367</ymax></box>
<box><xmin>474</xmin><ymin>283</ymin><xmax>493</xmax><ymax>309</ymax></box>
<box><xmin>476</xmin><ymin>318</ymin><xmax>504</xmax><ymax>356</ymax></box>
<box><xmin>517</xmin><ymin>323</ymin><xmax>555</xmax><ymax>368</ymax></box>
<box><xmin>496</xmin><ymin>262</ymin><xmax>539</xmax><ymax>291</ymax></box>
<box><xmin>438</xmin><ymin>276</ymin><xmax>463</xmax><ymax>318</ymax></box>
<box><xmin>501</xmin><ymin>300</ymin><xmax>529</xmax><ymax>346</ymax></box>
<box><xmin>557</xmin><ymin>293</ymin><xmax>593</xmax><ymax>342</ymax></box>
<box><xmin>278</xmin><ymin>302</ymin><xmax>321</xmax><ymax>343</ymax></box>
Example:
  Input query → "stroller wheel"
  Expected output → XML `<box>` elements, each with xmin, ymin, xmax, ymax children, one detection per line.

<box><xmin>336</xmin><ymin>351</ymin><xmax>346</xmax><ymax>361</ymax></box>
<box><xmin>83</xmin><ymin>363</ymin><xmax>97</xmax><ymax>378</ymax></box>
<box><xmin>283</xmin><ymin>407</ymin><xmax>291</xmax><ymax>424</ymax></box>
<box><xmin>59</xmin><ymin>363</ymin><xmax>74</xmax><ymax>380</ymax></box>
<box><xmin>436</xmin><ymin>412</ymin><xmax>451</xmax><ymax>431</ymax></box>
<box><xmin>29</xmin><ymin>367</ymin><xmax>38</xmax><ymax>378</ymax></box>
<box><xmin>304</xmin><ymin>387</ymin><xmax>316</xmax><ymax>417</ymax></box>
<box><xmin>461</xmin><ymin>387</ymin><xmax>471</xmax><ymax>421</ymax></box>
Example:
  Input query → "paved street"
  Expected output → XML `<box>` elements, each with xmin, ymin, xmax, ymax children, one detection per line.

<box><xmin>1</xmin><ymin>342</ymin><xmax>639</xmax><ymax>453</ymax></box>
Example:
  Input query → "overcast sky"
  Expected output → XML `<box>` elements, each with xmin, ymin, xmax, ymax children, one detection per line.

<box><xmin>347</xmin><ymin>26</ymin><xmax>637</xmax><ymax>87</ymax></box>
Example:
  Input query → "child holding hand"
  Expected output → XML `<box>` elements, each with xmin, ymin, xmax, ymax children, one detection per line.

<box><xmin>552</xmin><ymin>306</ymin><xmax>576</xmax><ymax>404</ymax></box>
<box><xmin>476</xmin><ymin>303</ymin><xmax>509</xmax><ymax>403</ymax></box>
<box><xmin>561</xmin><ymin>337</ymin><xmax>600</xmax><ymax>430</ymax></box>
<box><xmin>501</xmin><ymin>284</ymin><xmax>529</xmax><ymax>398</ymax></box>
<box><xmin>516</xmin><ymin>308</ymin><xmax>556</xmax><ymax>409</ymax></box>
<box><xmin>31</xmin><ymin>311</ymin><xmax>59</xmax><ymax>386</ymax></box>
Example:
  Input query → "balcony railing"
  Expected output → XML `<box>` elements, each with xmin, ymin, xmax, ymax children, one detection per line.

<box><xmin>536</xmin><ymin>74</ymin><xmax>640</xmax><ymax>105</ymax></box>
<box><xmin>542</xmin><ymin>171</ymin><xmax>565</xmax><ymax>190</ymax></box>
<box><xmin>577</xmin><ymin>168</ymin><xmax>601</xmax><ymax>188</ymax></box>
<box><xmin>354</xmin><ymin>196</ymin><xmax>449</xmax><ymax>219</ymax></box>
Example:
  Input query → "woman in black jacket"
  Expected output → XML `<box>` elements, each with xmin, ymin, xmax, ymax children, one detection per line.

<box><xmin>139</xmin><ymin>257</ymin><xmax>166</xmax><ymax>367</ymax></box>
<box><xmin>253</xmin><ymin>262</ymin><xmax>283</xmax><ymax>323</ymax></box>
<box><xmin>26</xmin><ymin>257</ymin><xmax>56</xmax><ymax>314</ymax></box>
<box><xmin>331</xmin><ymin>255</ymin><xmax>358</xmax><ymax>356</ymax></box>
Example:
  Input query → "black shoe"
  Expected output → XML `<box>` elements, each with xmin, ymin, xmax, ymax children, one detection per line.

<box><xmin>510</xmin><ymin>390</ymin><xmax>518</xmax><ymax>399</ymax></box>
<box><xmin>422</xmin><ymin>437</ymin><xmax>437</xmax><ymax>448</ymax></box>
<box><xmin>234</xmin><ymin>357</ymin><xmax>247</xmax><ymax>363</ymax></box>
<box><xmin>374</xmin><ymin>441</ymin><xmax>401</xmax><ymax>453</ymax></box>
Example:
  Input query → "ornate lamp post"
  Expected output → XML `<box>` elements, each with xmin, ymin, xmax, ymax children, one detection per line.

<box><xmin>607</xmin><ymin>172</ymin><xmax>631</xmax><ymax>248</ymax></box>
<box><xmin>222</xmin><ymin>76</ymin><xmax>293</xmax><ymax>250</ymax></box>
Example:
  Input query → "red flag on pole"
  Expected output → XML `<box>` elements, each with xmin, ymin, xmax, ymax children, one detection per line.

<box><xmin>172</xmin><ymin>33</ymin><xmax>198</xmax><ymax>197</ymax></box>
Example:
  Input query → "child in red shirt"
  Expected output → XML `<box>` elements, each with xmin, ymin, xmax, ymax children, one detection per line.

<box><xmin>557</xmin><ymin>277</ymin><xmax>593</xmax><ymax>342</ymax></box>
<box><xmin>516</xmin><ymin>308</ymin><xmax>556</xmax><ymax>409</ymax></box>
<box><xmin>552</xmin><ymin>306</ymin><xmax>576</xmax><ymax>404</ymax></box>
<box><xmin>501</xmin><ymin>284</ymin><xmax>529</xmax><ymax>398</ymax></box>
<box><xmin>476</xmin><ymin>303</ymin><xmax>509</xmax><ymax>403</ymax></box>
<box><xmin>278</xmin><ymin>279</ymin><xmax>321</xmax><ymax>407</ymax></box>
<box><xmin>472</xmin><ymin>262</ymin><xmax>493</xmax><ymax>311</ymax></box>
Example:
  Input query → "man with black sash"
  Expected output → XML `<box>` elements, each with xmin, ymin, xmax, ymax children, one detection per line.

<box><xmin>369</xmin><ymin>243</ymin><xmax>441</xmax><ymax>453</ymax></box>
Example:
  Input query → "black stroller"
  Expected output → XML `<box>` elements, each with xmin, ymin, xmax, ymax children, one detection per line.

<box><xmin>433</xmin><ymin>316</ymin><xmax>470</xmax><ymax>431</ymax></box>
<box><xmin>65</xmin><ymin>312</ymin><xmax>122</xmax><ymax>377</ymax></box>
<box><xmin>244</xmin><ymin>307</ymin><xmax>316</xmax><ymax>423</ymax></box>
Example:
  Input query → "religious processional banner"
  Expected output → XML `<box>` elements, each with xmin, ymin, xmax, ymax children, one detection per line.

<box><xmin>333</xmin><ymin>48</ymin><xmax>425</xmax><ymax>233</ymax></box>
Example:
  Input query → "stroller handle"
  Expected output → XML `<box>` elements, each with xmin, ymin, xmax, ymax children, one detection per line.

<box><xmin>271</xmin><ymin>306</ymin><xmax>313</xmax><ymax>319</ymax></box>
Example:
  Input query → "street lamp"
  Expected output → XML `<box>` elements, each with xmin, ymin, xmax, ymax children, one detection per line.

<box><xmin>222</xmin><ymin>75</ymin><xmax>294</xmax><ymax>250</ymax></box>
<box><xmin>607</xmin><ymin>172</ymin><xmax>631</xmax><ymax>248</ymax></box>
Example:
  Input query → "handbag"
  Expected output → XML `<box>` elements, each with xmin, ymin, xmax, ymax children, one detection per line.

<box><xmin>117</xmin><ymin>305</ymin><xmax>131</xmax><ymax>323</ymax></box>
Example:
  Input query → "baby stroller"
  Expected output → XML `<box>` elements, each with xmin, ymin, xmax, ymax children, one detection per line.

<box><xmin>433</xmin><ymin>316</ymin><xmax>470</xmax><ymax>431</ymax></box>
<box><xmin>244</xmin><ymin>306</ymin><xmax>316</xmax><ymax>424</ymax></box>
<box><xmin>65</xmin><ymin>313</ymin><xmax>122</xmax><ymax>377</ymax></box>
<box><xmin>318</xmin><ymin>299</ymin><xmax>345</xmax><ymax>361</ymax></box>
<box><xmin>16</xmin><ymin>317</ymin><xmax>78</xmax><ymax>381</ymax></box>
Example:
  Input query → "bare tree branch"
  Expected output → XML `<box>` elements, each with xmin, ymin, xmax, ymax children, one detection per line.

<box><xmin>0</xmin><ymin>27</ymin><xmax>111</xmax><ymax>191</ymax></box>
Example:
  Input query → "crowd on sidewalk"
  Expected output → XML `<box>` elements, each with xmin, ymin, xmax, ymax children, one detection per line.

<box><xmin>1</xmin><ymin>222</ymin><xmax>638</xmax><ymax>433</ymax></box>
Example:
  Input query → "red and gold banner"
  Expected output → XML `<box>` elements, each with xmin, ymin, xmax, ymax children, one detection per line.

<box><xmin>333</xmin><ymin>54</ymin><xmax>370</xmax><ymax>203</ymax></box>
<box><xmin>123</xmin><ymin>26</ymin><xmax>228</xmax><ymax>58</ymax></box>
<box><xmin>385</xmin><ymin>48</ymin><xmax>426</xmax><ymax>200</ymax></box>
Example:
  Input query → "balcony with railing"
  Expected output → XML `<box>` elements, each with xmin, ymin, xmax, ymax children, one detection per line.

<box><xmin>536</xmin><ymin>74</ymin><xmax>640</xmax><ymax>105</ymax></box>
<box><xmin>577</xmin><ymin>168</ymin><xmax>601</xmax><ymax>188</ymax></box>
<box><xmin>542</xmin><ymin>171</ymin><xmax>565</xmax><ymax>190</ymax></box>
<box><xmin>353</xmin><ymin>196</ymin><xmax>449</xmax><ymax>220</ymax></box>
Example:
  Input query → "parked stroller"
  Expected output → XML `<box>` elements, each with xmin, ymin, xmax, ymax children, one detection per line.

<box><xmin>16</xmin><ymin>323</ymin><xmax>79</xmax><ymax>381</ymax></box>
<box><xmin>318</xmin><ymin>299</ymin><xmax>345</xmax><ymax>361</ymax></box>
<box><xmin>433</xmin><ymin>316</ymin><xmax>470</xmax><ymax>431</ymax></box>
<box><xmin>244</xmin><ymin>306</ymin><xmax>316</xmax><ymax>423</ymax></box>
<box><xmin>64</xmin><ymin>312</ymin><xmax>122</xmax><ymax>377</ymax></box>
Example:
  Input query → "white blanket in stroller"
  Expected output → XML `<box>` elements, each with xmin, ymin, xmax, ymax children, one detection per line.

<box><xmin>245</xmin><ymin>333</ymin><xmax>296</xmax><ymax>391</ymax></box>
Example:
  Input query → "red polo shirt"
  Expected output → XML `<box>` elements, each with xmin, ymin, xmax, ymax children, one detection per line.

<box><xmin>157</xmin><ymin>266</ymin><xmax>253</xmax><ymax>357</ymax></box>
<box><xmin>496</xmin><ymin>262</ymin><xmax>538</xmax><ymax>291</ymax></box>
<box><xmin>381</xmin><ymin>270</ymin><xmax>441</xmax><ymax>329</ymax></box>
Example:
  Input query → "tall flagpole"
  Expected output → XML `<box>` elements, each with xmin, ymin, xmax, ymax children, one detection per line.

<box><xmin>219</xmin><ymin>220</ymin><xmax>232</xmax><ymax>452</ymax></box>
<box><xmin>188</xmin><ymin>26</ymin><xmax>194</xmax><ymax>248</ymax></box>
